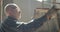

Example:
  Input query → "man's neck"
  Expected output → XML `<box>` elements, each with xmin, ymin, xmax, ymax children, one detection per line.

<box><xmin>8</xmin><ymin>16</ymin><xmax>18</xmax><ymax>20</ymax></box>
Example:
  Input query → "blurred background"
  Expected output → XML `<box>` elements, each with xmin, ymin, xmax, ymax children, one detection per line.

<box><xmin>0</xmin><ymin>0</ymin><xmax>60</xmax><ymax>32</ymax></box>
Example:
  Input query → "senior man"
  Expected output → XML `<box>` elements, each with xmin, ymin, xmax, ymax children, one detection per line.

<box><xmin>0</xmin><ymin>3</ymin><xmax>56</xmax><ymax>32</ymax></box>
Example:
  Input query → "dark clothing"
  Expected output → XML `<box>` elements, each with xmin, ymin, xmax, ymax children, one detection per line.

<box><xmin>0</xmin><ymin>15</ymin><xmax>48</xmax><ymax>32</ymax></box>
<box><xmin>0</xmin><ymin>16</ymin><xmax>18</xmax><ymax>32</ymax></box>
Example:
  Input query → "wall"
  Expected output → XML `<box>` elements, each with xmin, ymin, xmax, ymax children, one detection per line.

<box><xmin>0</xmin><ymin>0</ymin><xmax>1</xmax><ymax>20</ymax></box>
<box><xmin>13</xmin><ymin>0</ymin><xmax>34</xmax><ymax>22</ymax></box>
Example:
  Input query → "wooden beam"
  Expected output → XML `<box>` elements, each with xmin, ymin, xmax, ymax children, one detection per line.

<box><xmin>36</xmin><ymin>8</ymin><xmax>60</xmax><ymax>10</ymax></box>
<box><xmin>36</xmin><ymin>8</ymin><xmax>49</xmax><ymax>9</ymax></box>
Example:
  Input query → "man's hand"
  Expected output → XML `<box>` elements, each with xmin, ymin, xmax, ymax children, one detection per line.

<box><xmin>46</xmin><ymin>5</ymin><xmax>57</xmax><ymax>20</ymax></box>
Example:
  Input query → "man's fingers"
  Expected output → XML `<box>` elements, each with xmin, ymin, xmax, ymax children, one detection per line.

<box><xmin>47</xmin><ymin>15</ymin><xmax>52</xmax><ymax>20</ymax></box>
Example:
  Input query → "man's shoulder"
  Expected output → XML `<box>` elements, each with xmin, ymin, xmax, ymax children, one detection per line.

<box><xmin>4</xmin><ymin>17</ymin><xmax>17</xmax><ymax>23</ymax></box>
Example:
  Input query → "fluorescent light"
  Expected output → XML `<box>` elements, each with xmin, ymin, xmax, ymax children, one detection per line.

<box><xmin>37</xmin><ymin>0</ymin><xmax>43</xmax><ymax>2</ymax></box>
<box><xmin>37</xmin><ymin>0</ymin><xmax>47</xmax><ymax>2</ymax></box>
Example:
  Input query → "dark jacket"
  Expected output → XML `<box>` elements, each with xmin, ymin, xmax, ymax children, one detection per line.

<box><xmin>0</xmin><ymin>15</ymin><xmax>48</xmax><ymax>32</ymax></box>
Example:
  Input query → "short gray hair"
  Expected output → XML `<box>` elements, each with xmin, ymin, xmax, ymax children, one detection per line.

<box><xmin>4</xmin><ymin>3</ymin><xmax>20</xmax><ymax>14</ymax></box>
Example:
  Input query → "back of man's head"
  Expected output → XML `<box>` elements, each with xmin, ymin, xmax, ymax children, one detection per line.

<box><xmin>4</xmin><ymin>3</ymin><xmax>19</xmax><ymax>15</ymax></box>
<box><xmin>4</xmin><ymin>3</ymin><xmax>21</xmax><ymax>19</ymax></box>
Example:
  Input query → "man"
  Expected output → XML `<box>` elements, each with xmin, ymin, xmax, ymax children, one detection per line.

<box><xmin>0</xmin><ymin>3</ymin><xmax>56</xmax><ymax>32</ymax></box>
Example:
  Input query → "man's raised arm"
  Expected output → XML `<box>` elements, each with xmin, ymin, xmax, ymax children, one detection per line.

<box><xmin>18</xmin><ymin>6</ymin><xmax>57</xmax><ymax>32</ymax></box>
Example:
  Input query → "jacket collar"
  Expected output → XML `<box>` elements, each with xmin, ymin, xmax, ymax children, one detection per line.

<box><xmin>7</xmin><ymin>16</ymin><xmax>18</xmax><ymax>21</ymax></box>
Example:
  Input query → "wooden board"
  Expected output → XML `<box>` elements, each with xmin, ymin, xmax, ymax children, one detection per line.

<box><xmin>33</xmin><ymin>8</ymin><xmax>48</xmax><ymax>19</ymax></box>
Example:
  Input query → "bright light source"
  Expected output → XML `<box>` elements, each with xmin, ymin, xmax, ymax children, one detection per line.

<box><xmin>37</xmin><ymin>0</ymin><xmax>43</xmax><ymax>2</ymax></box>
<box><xmin>37</xmin><ymin>0</ymin><xmax>47</xmax><ymax>2</ymax></box>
